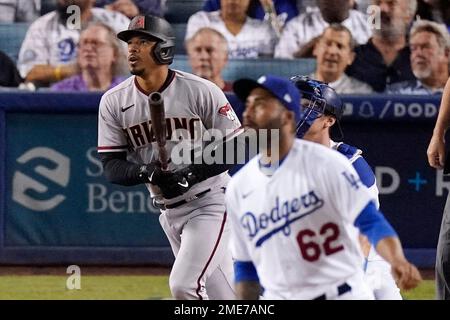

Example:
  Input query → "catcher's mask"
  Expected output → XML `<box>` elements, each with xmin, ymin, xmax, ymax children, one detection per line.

<box><xmin>290</xmin><ymin>75</ymin><xmax>345</xmax><ymax>139</ymax></box>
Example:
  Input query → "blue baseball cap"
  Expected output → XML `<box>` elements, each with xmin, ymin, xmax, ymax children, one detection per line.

<box><xmin>233</xmin><ymin>75</ymin><xmax>302</xmax><ymax>123</ymax></box>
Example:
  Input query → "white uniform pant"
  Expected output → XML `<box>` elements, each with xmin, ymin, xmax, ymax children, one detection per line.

<box><xmin>364</xmin><ymin>247</ymin><xmax>402</xmax><ymax>300</ymax></box>
<box><xmin>159</xmin><ymin>189</ymin><xmax>235</xmax><ymax>300</ymax></box>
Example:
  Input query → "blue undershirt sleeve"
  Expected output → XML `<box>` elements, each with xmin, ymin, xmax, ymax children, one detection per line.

<box><xmin>234</xmin><ymin>261</ymin><xmax>259</xmax><ymax>283</ymax></box>
<box><xmin>354</xmin><ymin>201</ymin><xmax>398</xmax><ymax>247</ymax></box>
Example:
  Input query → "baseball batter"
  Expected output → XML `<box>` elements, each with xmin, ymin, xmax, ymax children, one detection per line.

<box><xmin>293</xmin><ymin>76</ymin><xmax>402</xmax><ymax>300</ymax></box>
<box><xmin>97</xmin><ymin>15</ymin><xmax>240</xmax><ymax>300</ymax></box>
<box><xmin>226</xmin><ymin>74</ymin><xmax>422</xmax><ymax>300</ymax></box>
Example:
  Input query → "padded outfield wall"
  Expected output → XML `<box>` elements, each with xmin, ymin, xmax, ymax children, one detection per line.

<box><xmin>0</xmin><ymin>91</ymin><xmax>445</xmax><ymax>267</ymax></box>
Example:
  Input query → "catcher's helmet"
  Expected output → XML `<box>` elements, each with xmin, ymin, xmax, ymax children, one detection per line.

<box><xmin>117</xmin><ymin>15</ymin><xmax>175</xmax><ymax>65</ymax></box>
<box><xmin>290</xmin><ymin>75</ymin><xmax>344</xmax><ymax>120</ymax></box>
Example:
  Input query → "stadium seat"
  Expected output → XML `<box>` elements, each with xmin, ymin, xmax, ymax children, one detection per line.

<box><xmin>171</xmin><ymin>55</ymin><xmax>317</xmax><ymax>81</ymax></box>
<box><xmin>165</xmin><ymin>0</ymin><xmax>204</xmax><ymax>23</ymax></box>
<box><xmin>0</xmin><ymin>23</ymin><xmax>30</xmax><ymax>62</ymax></box>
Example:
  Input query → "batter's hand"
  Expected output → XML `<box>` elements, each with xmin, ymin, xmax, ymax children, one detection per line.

<box><xmin>146</xmin><ymin>162</ymin><xmax>192</xmax><ymax>199</ymax></box>
<box><xmin>391</xmin><ymin>260</ymin><xmax>422</xmax><ymax>291</ymax></box>
<box><xmin>427</xmin><ymin>134</ymin><xmax>446</xmax><ymax>169</ymax></box>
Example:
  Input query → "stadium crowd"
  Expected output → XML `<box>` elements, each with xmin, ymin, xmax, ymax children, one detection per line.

<box><xmin>0</xmin><ymin>0</ymin><xmax>448</xmax><ymax>94</ymax></box>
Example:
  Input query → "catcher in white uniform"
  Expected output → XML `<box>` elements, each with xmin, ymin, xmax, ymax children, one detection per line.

<box><xmin>226</xmin><ymin>74</ymin><xmax>421</xmax><ymax>299</ymax></box>
<box><xmin>97</xmin><ymin>15</ymin><xmax>240</xmax><ymax>300</ymax></box>
<box><xmin>293</xmin><ymin>75</ymin><xmax>402</xmax><ymax>299</ymax></box>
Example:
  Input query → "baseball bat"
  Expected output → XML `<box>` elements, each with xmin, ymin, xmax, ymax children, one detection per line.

<box><xmin>148</xmin><ymin>92</ymin><xmax>169</xmax><ymax>171</ymax></box>
<box><xmin>147</xmin><ymin>92</ymin><xmax>168</xmax><ymax>204</ymax></box>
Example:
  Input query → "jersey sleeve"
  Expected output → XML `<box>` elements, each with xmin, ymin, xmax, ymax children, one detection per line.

<box><xmin>97</xmin><ymin>94</ymin><xmax>129</xmax><ymax>153</ymax></box>
<box><xmin>201</xmin><ymin>82</ymin><xmax>241</xmax><ymax>133</ymax></box>
<box><xmin>17</xmin><ymin>19</ymin><xmax>51</xmax><ymax>78</ymax></box>
<box><xmin>352</xmin><ymin>156</ymin><xmax>380</xmax><ymax>209</ymax></box>
<box><xmin>225</xmin><ymin>180</ymin><xmax>253</xmax><ymax>262</ymax></box>
<box><xmin>322</xmin><ymin>154</ymin><xmax>377</xmax><ymax>224</ymax></box>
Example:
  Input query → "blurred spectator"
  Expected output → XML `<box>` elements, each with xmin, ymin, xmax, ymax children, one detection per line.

<box><xmin>17</xmin><ymin>0</ymin><xmax>129</xmax><ymax>87</ymax></box>
<box><xmin>185</xmin><ymin>0</ymin><xmax>277</xmax><ymax>58</ymax></box>
<box><xmin>186</xmin><ymin>28</ymin><xmax>232</xmax><ymax>91</ymax></box>
<box><xmin>274</xmin><ymin>0</ymin><xmax>372</xmax><ymax>59</ymax></box>
<box><xmin>51</xmin><ymin>23</ymin><xmax>127</xmax><ymax>91</ymax></box>
<box><xmin>311</xmin><ymin>24</ymin><xmax>373</xmax><ymax>93</ymax></box>
<box><xmin>345</xmin><ymin>0</ymin><xmax>417</xmax><ymax>92</ymax></box>
<box><xmin>0</xmin><ymin>50</ymin><xmax>22</xmax><ymax>87</ymax></box>
<box><xmin>386</xmin><ymin>20</ymin><xmax>449</xmax><ymax>95</ymax></box>
<box><xmin>416</xmin><ymin>0</ymin><xmax>450</xmax><ymax>29</ymax></box>
<box><xmin>0</xmin><ymin>0</ymin><xmax>41</xmax><ymax>23</ymax></box>
<box><xmin>354</xmin><ymin>0</ymin><xmax>370</xmax><ymax>12</ymax></box>
<box><xmin>95</xmin><ymin>0</ymin><xmax>166</xmax><ymax>18</ymax></box>
<box><xmin>202</xmin><ymin>0</ymin><xmax>299</xmax><ymax>33</ymax></box>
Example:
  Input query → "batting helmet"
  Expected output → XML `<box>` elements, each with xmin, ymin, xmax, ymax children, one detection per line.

<box><xmin>117</xmin><ymin>15</ymin><xmax>175</xmax><ymax>65</ymax></box>
<box><xmin>290</xmin><ymin>75</ymin><xmax>344</xmax><ymax>120</ymax></box>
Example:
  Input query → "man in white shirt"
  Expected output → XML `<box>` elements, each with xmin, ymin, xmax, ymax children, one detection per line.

<box><xmin>17</xmin><ymin>0</ymin><xmax>129</xmax><ymax>86</ymax></box>
<box><xmin>274</xmin><ymin>0</ymin><xmax>371</xmax><ymax>59</ymax></box>
<box><xmin>185</xmin><ymin>0</ymin><xmax>277</xmax><ymax>58</ymax></box>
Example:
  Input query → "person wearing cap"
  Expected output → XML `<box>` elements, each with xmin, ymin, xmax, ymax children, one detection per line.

<box><xmin>293</xmin><ymin>75</ymin><xmax>402</xmax><ymax>300</ymax></box>
<box><xmin>225</xmin><ymin>74</ymin><xmax>421</xmax><ymax>300</ymax></box>
<box><xmin>98</xmin><ymin>15</ymin><xmax>241</xmax><ymax>300</ymax></box>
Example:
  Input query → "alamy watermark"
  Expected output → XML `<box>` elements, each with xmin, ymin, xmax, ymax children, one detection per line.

<box><xmin>66</xmin><ymin>265</ymin><xmax>81</xmax><ymax>290</ymax></box>
<box><xmin>367</xmin><ymin>5</ymin><xmax>381</xmax><ymax>30</ymax></box>
<box><xmin>167</xmin><ymin>128</ymin><xmax>281</xmax><ymax>166</ymax></box>
<box><xmin>65</xmin><ymin>5</ymin><xmax>81</xmax><ymax>30</ymax></box>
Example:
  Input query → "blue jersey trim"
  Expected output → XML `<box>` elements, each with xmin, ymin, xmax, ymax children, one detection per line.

<box><xmin>352</xmin><ymin>157</ymin><xmax>376</xmax><ymax>188</ymax></box>
<box><xmin>354</xmin><ymin>202</ymin><xmax>397</xmax><ymax>247</ymax></box>
<box><xmin>336</xmin><ymin>143</ymin><xmax>376</xmax><ymax>188</ymax></box>
<box><xmin>234</xmin><ymin>261</ymin><xmax>259</xmax><ymax>282</ymax></box>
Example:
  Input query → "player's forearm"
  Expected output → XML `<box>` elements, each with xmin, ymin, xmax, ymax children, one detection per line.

<box><xmin>99</xmin><ymin>152</ymin><xmax>147</xmax><ymax>186</ymax></box>
<box><xmin>25</xmin><ymin>64</ymin><xmax>77</xmax><ymax>83</ymax></box>
<box><xmin>375</xmin><ymin>236</ymin><xmax>408</xmax><ymax>266</ymax></box>
<box><xmin>236</xmin><ymin>281</ymin><xmax>261</xmax><ymax>300</ymax></box>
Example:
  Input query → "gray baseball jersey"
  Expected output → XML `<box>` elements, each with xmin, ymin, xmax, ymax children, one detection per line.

<box><xmin>98</xmin><ymin>69</ymin><xmax>240</xmax><ymax>202</ymax></box>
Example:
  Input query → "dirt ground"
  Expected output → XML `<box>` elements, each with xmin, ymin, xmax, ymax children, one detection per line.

<box><xmin>0</xmin><ymin>266</ymin><xmax>435</xmax><ymax>279</ymax></box>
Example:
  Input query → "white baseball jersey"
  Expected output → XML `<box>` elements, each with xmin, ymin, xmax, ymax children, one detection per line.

<box><xmin>185</xmin><ymin>10</ymin><xmax>277</xmax><ymax>59</ymax></box>
<box><xmin>274</xmin><ymin>7</ymin><xmax>372</xmax><ymax>59</ymax></box>
<box><xmin>17</xmin><ymin>7</ymin><xmax>129</xmax><ymax>78</ymax></box>
<box><xmin>98</xmin><ymin>69</ymin><xmax>241</xmax><ymax>203</ymax></box>
<box><xmin>226</xmin><ymin>139</ymin><xmax>376</xmax><ymax>299</ymax></box>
